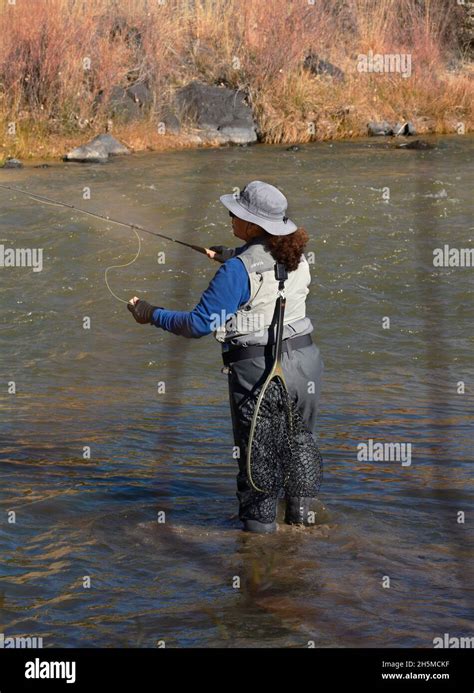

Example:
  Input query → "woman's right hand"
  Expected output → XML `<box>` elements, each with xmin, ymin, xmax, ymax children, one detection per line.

<box><xmin>204</xmin><ymin>248</ymin><xmax>218</xmax><ymax>260</ymax></box>
<box><xmin>205</xmin><ymin>245</ymin><xmax>236</xmax><ymax>263</ymax></box>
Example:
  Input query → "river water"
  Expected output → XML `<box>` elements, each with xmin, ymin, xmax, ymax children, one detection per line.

<box><xmin>0</xmin><ymin>136</ymin><xmax>472</xmax><ymax>647</ymax></box>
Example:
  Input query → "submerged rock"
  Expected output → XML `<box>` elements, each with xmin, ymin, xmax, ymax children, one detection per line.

<box><xmin>2</xmin><ymin>158</ymin><xmax>23</xmax><ymax>169</ymax></box>
<box><xmin>397</xmin><ymin>139</ymin><xmax>435</xmax><ymax>150</ymax></box>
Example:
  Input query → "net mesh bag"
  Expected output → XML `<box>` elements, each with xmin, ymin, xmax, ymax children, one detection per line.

<box><xmin>239</xmin><ymin>376</ymin><xmax>323</xmax><ymax>497</ymax></box>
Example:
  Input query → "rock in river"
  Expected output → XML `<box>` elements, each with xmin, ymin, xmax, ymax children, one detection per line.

<box><xmin>2</xmin><ymin>157</ymin><xmax>23</xmax><ymax>169</ymax></box>
<box><xmin>89</xmin><ymin>134</ymin><xmax>130</xmax><ymax>156</ymax></box>
<box><xmin>397</xmin><ymin>139</ymin><xmax>435</xmax><ymax>150</ymax></box>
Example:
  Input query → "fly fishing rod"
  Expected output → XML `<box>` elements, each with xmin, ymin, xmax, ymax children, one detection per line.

<box><xmin>0</xmin><ymin>183</ymin><xmax>208</xmax><ymax>256</ymax></box>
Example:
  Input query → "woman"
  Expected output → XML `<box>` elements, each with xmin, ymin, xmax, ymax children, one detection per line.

<box><xmin>128</xmin><ymin>180</ymin><xmax>323</xmax><ymax>533</ymax></box>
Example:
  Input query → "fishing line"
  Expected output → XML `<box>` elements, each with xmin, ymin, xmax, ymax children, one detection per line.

<box><xmin>19</xmin><ymin>188</ymin><xmax>142</xmax><ymax>303</ymax></box>
<box><xmin>104</xmin><ymin>227</ymin><xmax>141</xmax><ymax>304</ymax></box>
<box><xmin>0</xmin><ymin>183</ymin><xmax>208</xmax><ymax>304</ymax></box>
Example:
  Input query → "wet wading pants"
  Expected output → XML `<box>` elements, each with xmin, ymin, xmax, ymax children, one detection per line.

<box><xmin>226</xmin><ymin>341</ymin><xmax>324</xmax><ymax>524</ymax></box>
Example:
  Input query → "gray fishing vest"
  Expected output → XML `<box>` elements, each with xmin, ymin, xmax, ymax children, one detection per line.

<box><xmin>214</xmin><ymin>238</ymin><xmax>314</xmax><ymax>347</ymax></box>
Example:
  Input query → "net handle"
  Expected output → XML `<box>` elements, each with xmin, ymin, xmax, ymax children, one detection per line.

<box><xmin>245</xmin><ymin>262</ymin><xmax>289</xmax><ymax>492</ymax></box>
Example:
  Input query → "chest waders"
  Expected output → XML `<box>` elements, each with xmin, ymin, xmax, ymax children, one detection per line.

<box><xmin>245</xmin><ymin>262</ymin><xmax>323</xmax><ymax>498</ymax></box>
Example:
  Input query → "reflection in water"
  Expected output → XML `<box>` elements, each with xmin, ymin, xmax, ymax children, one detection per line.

<box><xmin>0</xmin><ymin>137</ymin><xmax>473</xmax><ymax>646</ymax></box>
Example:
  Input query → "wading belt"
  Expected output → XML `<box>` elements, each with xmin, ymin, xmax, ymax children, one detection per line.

<box><xmin>222</xmin><ymin>332</ymin><xmax>312</xmax><ymax>367</ymax></box>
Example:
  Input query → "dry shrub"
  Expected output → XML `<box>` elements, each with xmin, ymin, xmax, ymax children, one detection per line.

<box><xmin>0</xmin><ymin>0</ymin><xmax>472</xmax><ymax>158</ymax></box>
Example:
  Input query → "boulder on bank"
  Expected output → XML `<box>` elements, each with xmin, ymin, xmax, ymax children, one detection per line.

<box><xmin>368</xmin><ymin>121</ymin><xmax>417</xmax><ymax>136</ymax></box>
<box><xmin>94</xmin><ymin>82</ymin><xmax>151</xmax><ymax>123</ymax></box>
<box><xmin>368</xmin><ymin>121</ymin><xmax>393</xmax><ymax>136</ymax></box>
<box><xmin>171</xmin><ymin>81</ymin><xmax>258</xmax><ymax>145</ymax></box>
<box><xmin>218</xmin><ymin>125</ymin><xmax>257</xmax><ymax>145</ymax></box>
<box><xmin>161</xmin><ymin>110</ymin><xmax>181</xmax><ymax>134</ymax></box>
<box><xmin>109</xmin><ymin>86</ymin><xmax>141</xmax><ymax>121</ymax></box>
<box><xmin>303</xmin><ymin>52</ymin><xmax>345</xmax><ymax>81</ymax></box>
<box><xmin>89</xmin><ymin>134</ymin><xmax>130</xmax><ymax>156</ymax></box>
<box><xmin>2</xmin><ymin>157</ymin><xmax>23</xmax><ymax>169</ymax></box>
<box><xmin>110</xmin><ymin>18</ymin><xmax>143</xmax><ymax>49</ymax></box>
<box><xmin>394</xmin><ymin>122</ymin><xmax>416</xmax><ymax>136</ymax></box>
<box><xmin>64</xmin><ymin>134</ymin><xmax>129</xmax><ymax>162</ymax></box>
<box><xmin>64</xmin><ymin>141</ymin><xmax>109</xmax><ymax>163</ymax></box>
<box><xmin>127</xmin><ymin>83</ymin><xmax>152</xmax><ymax>108</ymax></box>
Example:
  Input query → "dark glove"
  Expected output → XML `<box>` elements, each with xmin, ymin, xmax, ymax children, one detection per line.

<box><xmin>209</xmin><ymin>245</ymin><xmax>235</xmax><ymax>262</ymax></box>
<box><xmin>127</xmin><ymin>299</ymin><xmax>159</xmax><ymax>324</ymax></box>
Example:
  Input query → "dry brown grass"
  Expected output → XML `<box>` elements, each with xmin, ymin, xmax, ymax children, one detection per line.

<box><xmin>0</xmin><ymin>0</ymin><xmax>472</xmax><ymax>160</ymax></box>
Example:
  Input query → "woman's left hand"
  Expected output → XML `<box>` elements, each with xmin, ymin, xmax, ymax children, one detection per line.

<box><xmin>127</xmin><ymin>296</ymin><xmax>157</xmax><ymax>324</ymax></box>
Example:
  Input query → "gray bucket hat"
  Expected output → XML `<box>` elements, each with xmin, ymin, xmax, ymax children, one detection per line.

<box><xmin>220</xmin><ymin>180</ymin><xmax>297</xmax><ymax>236</ymax></box>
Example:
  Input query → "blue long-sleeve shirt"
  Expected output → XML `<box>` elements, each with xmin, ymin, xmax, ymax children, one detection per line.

<box><xmin>151</xmin><ymin>245</ymin><xmax>250</xmax><ymax>338</ymax></box>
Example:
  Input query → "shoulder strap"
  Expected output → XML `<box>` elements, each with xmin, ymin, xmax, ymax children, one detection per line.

<box><xmin>273</xmin><ymin>262</ymin><xmax>288</xmax><ymax>362</ymax></box>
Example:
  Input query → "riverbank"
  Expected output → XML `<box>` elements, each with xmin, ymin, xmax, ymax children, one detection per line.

<box><xmin>3</xmin><ymin>103</ymin><xmax>474</xmax><ymax>164</ymax></box>
<box><xmin>1</xmin><ymin>70</ymin><xmax>474</xmax><ymax>163</ymax></box>
<box><xmin>1</xmin><ymin>0</ymin><xmax>473</xmax><ymax>162</ymax></box>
